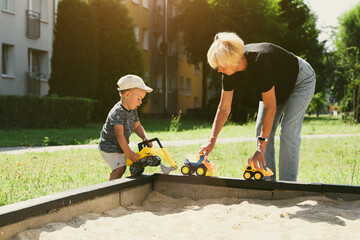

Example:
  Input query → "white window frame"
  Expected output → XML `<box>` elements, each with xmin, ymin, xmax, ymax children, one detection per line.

<box><xmin>155</xmin><ymin>73</ymin><xmax>163</xmax><ymax>93</ymax></box>
<box><xmin>1</xmin><ymin>44</ymin><xmax>15</xmax><ymax>77</ymax></box>
<box><xmin>132</xmin><ymin>0</ymin><xmax>139</xmax><ymax>5</ymax></box>
<box><xmin>1</xmin><ymin>0</ymin><xmax>15</xmax><ymax>13</ymax></box>
<box><xmin>142</xmin><ymin>0</ymin><xmax>148</xmax><ymax>9</ymax></box>
<box><xmin>134</xmin><ymin>25</ymin><xmax>140</xmax><ymax>42</ymax></box>
<box><xmin>142</xmin><ymin>28</ymin><xmax>149</xmax><ymax>50</ymax></box>
<box><xmin>186</xmin><ymin>78</ymin><xmax>191</xmax><ymax>96</ymax></box>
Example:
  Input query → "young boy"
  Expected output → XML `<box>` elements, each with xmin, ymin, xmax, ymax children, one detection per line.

<box><xmin>98</xmin><ymin>74</ymin><xmax>153</xmax><ymax>180</ymax></box>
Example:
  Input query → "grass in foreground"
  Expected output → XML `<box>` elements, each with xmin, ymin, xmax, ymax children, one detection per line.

<box><xmin>1</xmin><ymin>136</ymin><xmax>359</xmax><ymax>206</ymax></box>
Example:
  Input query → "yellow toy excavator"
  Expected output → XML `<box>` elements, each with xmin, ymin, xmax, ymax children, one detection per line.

<box><xmin>126</xmin><ymin>138</ymin><xmax>177</xmax><ymax>175</ymax></box>
<box><xmin>243</xmin><ymin>161</ymin><xmax>274</xmax><ymax>181</ymax></box>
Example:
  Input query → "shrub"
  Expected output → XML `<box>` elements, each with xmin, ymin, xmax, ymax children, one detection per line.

<box><xmin>0</xmin><ymin>95</ymin><xmax>95</xmax><ymax>129</ymax></box>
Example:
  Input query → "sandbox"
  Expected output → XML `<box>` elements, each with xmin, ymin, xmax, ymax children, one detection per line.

<box><xmin>1</xmin><ymin>174</ymin><xmax>360</xmax><ymax>239</ymax></box>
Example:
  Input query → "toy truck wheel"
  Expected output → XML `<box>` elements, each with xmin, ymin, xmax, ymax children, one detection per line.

<box><xmin>196</xmin><ymin>165</ymin><xmax>207</xmax><ymax>176</ymax></box>
<box><xmin>181</xmin><ymin>165</ymin><xmax>191</xmax><ymax>175</ymax></box>
<box><xmin>254</xmin><ymin>172</ymin><xmax>263</xmax><ymax>181</ymax></box>
<box><xmin>243</xmin><ymin>171</ymin><xmax>252</xmax><ymax>180</ymax></box>
<box><xmin>130</xmin><ymin>163</ymin><xmax>143</xmax><ymax>175</ymax></box>
<box><xmin>146</xmin><ymin>156</ymin><xmax>161</xmax><ymax>166</ymax></box>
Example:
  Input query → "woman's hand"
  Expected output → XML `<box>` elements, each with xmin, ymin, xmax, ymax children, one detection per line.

<box><xmin>248</xmin><ymin>148</ymin><xmax>266</xmax><ymax>170</ymax></box>
<box><xmin>198</xmin><ymin>140</ymin><xmax>216</xmax><ymax>156</ymax></box>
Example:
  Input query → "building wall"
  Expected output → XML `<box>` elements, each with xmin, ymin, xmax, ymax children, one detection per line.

<box><xmin>0</xmin><ymin>0</ymin><xmax>54</xmax><ymax>96</ymax></box>
<box><xmin>0</xmin><ymin>0</ymin><xmax>203</xmax><ymax>114</ymax></box>
<box><xmin>124</xmin><ymin>0</ymin><xmax>151</xmax><ymax>113</ymax></box>
<box><xmin>177</xmin><ymin>35</ymin><xmax>202</xmax><ymax>113</ymax></box>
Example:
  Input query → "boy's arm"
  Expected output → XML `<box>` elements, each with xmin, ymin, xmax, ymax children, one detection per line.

<box><xmin>114</xmin><ymin>124</ymin><xmax>139</xmax><ymax>162</ymax></box>
<box><xmin>133</xmin><ymin>121</ymin><xmax>153</xmax><ymax>147</ymax></box>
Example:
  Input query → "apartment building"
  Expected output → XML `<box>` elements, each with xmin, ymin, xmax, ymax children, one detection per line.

<box><xmin>123</xmin><ymin>0</ymin><xmax>202</xmax><ymax>114</ymax></box>
<box><xmin>0</xmin><ymin>0</ymin><xmax>202</xmax><ymax>114</ymax></box>
<box><xmin>0</xmin><ymin>0</ymin><xmax>57</xmax><ymax>96</ymax></box>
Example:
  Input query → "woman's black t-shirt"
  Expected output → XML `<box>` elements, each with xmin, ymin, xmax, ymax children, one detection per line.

<box><xmin>222</xmin><ymin>43</ymin><xmax>299</xmax><ymax>105</ymax></box>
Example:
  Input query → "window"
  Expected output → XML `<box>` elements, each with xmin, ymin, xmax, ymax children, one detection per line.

<box><xmin>194</xmin><ymin>64</ymin><xmax>200</xmax><ymax>75</ymax></box>
<box><xmin>168</xmin><ymin>40</ymin><xmax>176</xmax><ymax>57</ymax></box>
<box><xmin>194</xmin><ymin>97</ymin><xmax>200</xmax><ymax>108</ymax></box>
<box><xmin>28</xmin><ymin>48</ymin><xmax>48</xmax><ymax>95</ymax></box>
<box><xmin>142</xmin><ymin>0</ymin><xmax>148</xmax><ymax>9</ymax></box>
<box><xmin>1</xmin><ymin>44</ymin><xmax>15</xmax><ymax>77</ymax></box>
<box><xmin>155</xmin><ymin>73</ymin><xmax>163</xmax><ymax>93</ymax></box>
<box><xmin>134</xmin><ymin>25</ymin><xmax>139</xmax><ymax>42</ymax></box>
<box><xmin>167</xmin><ymin>74</ymin><xmax>177</xmax><ymax>93</ymax></box>
<box><xmin>179</xmin><ymin>77</ymin><xmax>184</xmax><ymax>95</ymax></box>
<box><xmin>179</xmin><ymin>42</ymin><xmax>184</xmax><ymax>60</ymax></box>
<box><xmin>28</xmin><ymin>0</ymin><xmax>48</xmax><ymax>21</ymax></box>
<box><xmin>186</xmin><ymin>78</ymin><xmax>191</xmax><ymax>96</ymax></box>
<box><xmin>132</xmin><ymin>0</ymin><xmax>139</xmax><ymax>4</ymax></box>
<box><xmin>156</xmin><ymin>34</ymin><xmax>163</xmax><ymax>50</ymax></box>
<box><xmin>1</xmin><ymin>0</ymin><xmax>15</xmax><ymax>12</ymax></box>
<box><xmin>142</xmin><ymin>29</ymin><xmax>149</xmax><ymax>50</ymax></box>
<box><xmin>156</xmin><ymin>0</ymin><xmax>164</xmax><ymax>15</ymax></box>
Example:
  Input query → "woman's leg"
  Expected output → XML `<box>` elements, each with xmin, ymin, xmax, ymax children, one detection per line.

<box><xmin>279</xmin><ymin>58</ymin><xmax>316</xmax><ymax>181</ymax></box>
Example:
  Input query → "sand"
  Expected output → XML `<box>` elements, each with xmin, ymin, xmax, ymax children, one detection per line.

<box><xmin>14</xmin><ymin>191</ymin><xmax>360</xmax><ymax>240</ymax></box>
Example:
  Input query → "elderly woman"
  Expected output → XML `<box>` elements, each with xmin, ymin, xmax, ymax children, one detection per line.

<box><xmin>199</xmin><ymin>32</ymin><xmax>316</xmax><ymax>181</ymax></box>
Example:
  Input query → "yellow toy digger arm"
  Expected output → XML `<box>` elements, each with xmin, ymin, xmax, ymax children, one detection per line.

<box><xmin>125</xmin><ymin>138</ymin><xmax>177</xmax><ymax>174</ymax></box>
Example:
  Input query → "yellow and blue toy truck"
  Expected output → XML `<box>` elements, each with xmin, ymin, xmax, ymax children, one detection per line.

<box><xmin>181</xmin><ymin>154</ymin><xmax>215</xmax><ymax>176</ymax></box>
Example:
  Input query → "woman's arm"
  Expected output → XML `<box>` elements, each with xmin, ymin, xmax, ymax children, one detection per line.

<box><xmin>248</xmin><ymin>86</ymin><xmax>277</xmax><ymax>169</ymax></box>
<box><xmin>199</xmin><ymin>89</ymin><xmax>234</xmax><ymax>156</ymax></box>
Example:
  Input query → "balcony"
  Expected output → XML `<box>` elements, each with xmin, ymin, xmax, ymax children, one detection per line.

<box><xmin>27</xmin><ymin>72</ymin><xmax>45</xmax><ymax>96</ymax></box>
<box><xmin>26</xmin><ymin>10</ymin><xmax>41</xmax><ymax>39</ymax></box>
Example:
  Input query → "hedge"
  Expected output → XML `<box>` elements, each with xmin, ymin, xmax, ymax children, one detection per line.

<box><xmin>0</xmin><ymin>95</ymin><xmax>95</xmax><ymax>129</ymax></box>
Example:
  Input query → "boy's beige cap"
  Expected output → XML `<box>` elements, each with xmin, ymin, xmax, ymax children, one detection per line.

<box><xmin>117</xmin><ymin>74</ymin><xmax>153</xmax><ymax>93</ymax></box>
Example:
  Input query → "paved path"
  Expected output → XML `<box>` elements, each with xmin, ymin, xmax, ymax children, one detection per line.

<box><xmin>1</xmin><ymin>133</ymin><xmax>359</xmax><ymax>155</ymax></box>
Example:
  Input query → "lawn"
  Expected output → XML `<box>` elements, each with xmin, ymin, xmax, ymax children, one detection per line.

<box><xmin>0</xmin><ymin>115</ymin><xmax>359</xmax><ymax>147</ymax></box>
<box><xmin>0</xmin><ymin>115</ymin><xmax>359</xmax><ymax>206</ymax></box>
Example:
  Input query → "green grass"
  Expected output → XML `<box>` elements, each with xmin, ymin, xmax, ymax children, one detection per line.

<box><xmin>0</xmin><ymin>136</ymin><xmax>359</xmax><ymax>206</ymax></box>
<box><xmin>0</xmin><ymin>115</ymin><xmax>359</xmax><ymax>206</ymax></box>
<box><xmin>1</xmin><ymin>115</ymin><xmax>359</xmax><ymax>147</ymax></box>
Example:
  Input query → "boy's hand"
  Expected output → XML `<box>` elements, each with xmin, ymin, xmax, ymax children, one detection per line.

<box><xmin>127</xmin><ymin>151</ymin><xmax>140</xmax><ymax>163</ymax></box>
<box><xmin>143</xmin><ymin>137</ymin><xmax>153</xmax><ymax>147</ymax></box>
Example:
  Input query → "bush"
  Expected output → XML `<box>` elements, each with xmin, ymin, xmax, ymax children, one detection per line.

<box><xmin>0</xmin><ymin>95</ymin><xmax>95</xmax><ymax>129</ymax></box>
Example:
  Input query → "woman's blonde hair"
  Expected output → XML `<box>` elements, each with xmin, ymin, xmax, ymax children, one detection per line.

<box><xmin>207</xmin><ymin>32</ymin><xmax>245</xmax><ymax>69</ymax></box>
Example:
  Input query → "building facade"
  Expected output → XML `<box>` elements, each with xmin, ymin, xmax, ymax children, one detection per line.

<box><xmin>125</xmin><ymin>0</ymin><xmax>202</xmax><ymax>114</ymax></box>
<box><xmin>0</xmin><ymin>0</ymin><xmax>57</xmax><ymax>96</ymax></box>
<box><xmin>0</xmin><ymin>0</ymin><xmax>202</xmax><ymax>114</ymax></box>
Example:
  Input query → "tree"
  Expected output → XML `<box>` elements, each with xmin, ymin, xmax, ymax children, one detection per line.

<box><xmin>90</xmin><ymin>0</ymin><xmax>145</xmax><ymax>119</ymax></box>
<box><xmin>175</xmin><ymin>0</ymin><xmax>220</xmax><ymax>108</ymax></box>
<box><xmin>176</xmin><ymin>0</ymin><xmax>283</xmax><ymax>110</ymax></box>
<box><xmin>333</xmin><ymin>3</ymin><xmax>360</xmax><ymax>123</ymax></box>
<box><xmin>278</xmin><ymin>0</ymin><xmax>326</xmax><ymax>93</ymax></box>
<box><xmin>49</xmin><ymin>0</ymin><xmax>98</xmax><ymax>99</ymax></box>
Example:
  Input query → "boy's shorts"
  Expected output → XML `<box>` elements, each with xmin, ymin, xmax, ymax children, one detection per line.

<box><xmin>99</xmin><ymin>150</ymin><xmax>126</xmax><ymax>170</ymax></box>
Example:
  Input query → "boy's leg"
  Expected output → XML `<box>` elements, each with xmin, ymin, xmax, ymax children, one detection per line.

<box><xmin>99</xmin><ymin>150</ymin><xmax>127</xmax><ymax>181</ymax></box>
<box><xmin>109</xmin><ymin>166</ymin><xmax>126</xmax><ymax>180</ymax></box>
